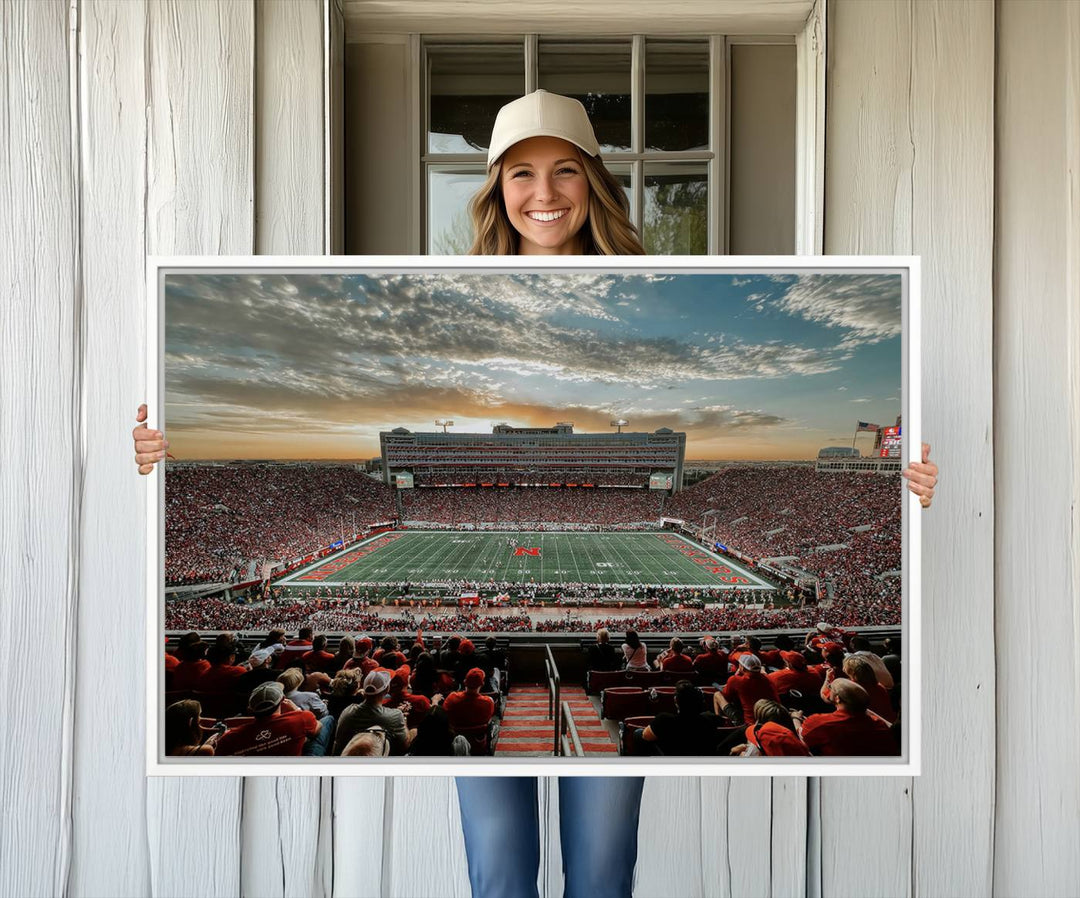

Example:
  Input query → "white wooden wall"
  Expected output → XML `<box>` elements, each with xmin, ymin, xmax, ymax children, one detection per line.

<box><xmin>1</xmin><ymin>1</ymin><xmax>1078</xmax><ymax>896</ymax></box>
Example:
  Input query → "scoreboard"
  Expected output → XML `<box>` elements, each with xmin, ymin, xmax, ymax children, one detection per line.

<box><xmin>877</xmin><ymin>425</ymin><xmax>902</xmax><ymax>458</ymax></box>
<box><xmin>650</xmin><ymin>472</ymin><xmax>674</xmax><ymax>490</ymax></box>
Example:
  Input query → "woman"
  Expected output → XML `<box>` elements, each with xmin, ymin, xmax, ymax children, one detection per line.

<box><xmin>165</xmin><ymin>699</ymin><xmax>219</xmax><ymax>757</ymax></box>
<box><xmin>622</xmin><ymin>629</ymin><xmax>649</xmax><ymax>672</ymax></box>
<box><xmin>133</xmin><ymin>90</ymin><xmax>939</xmax><ymax>898</ymax></box>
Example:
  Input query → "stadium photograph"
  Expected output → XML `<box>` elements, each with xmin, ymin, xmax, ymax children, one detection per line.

<box><xmin>157</xmin><ymin>265</ymin><xmax>909</xmax><ymax>766</ymax></box>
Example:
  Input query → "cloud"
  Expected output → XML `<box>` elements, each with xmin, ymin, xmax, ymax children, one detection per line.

<box><xmin>775</xmin><ymin>274</ymin><xmax>901</xmax><ymax>348</ymax></box>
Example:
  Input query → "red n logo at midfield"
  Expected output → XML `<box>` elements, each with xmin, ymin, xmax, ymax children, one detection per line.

<box><xmin>514</xmin><ymin>547</ymin><xmax>541</xmax><ymax>557</ymax></box>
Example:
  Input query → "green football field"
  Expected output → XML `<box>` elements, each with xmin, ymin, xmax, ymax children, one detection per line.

<box><xmin>277</xmin><ymin>530</ymin><xmax>774</xmax><ymax>590</ymax></box>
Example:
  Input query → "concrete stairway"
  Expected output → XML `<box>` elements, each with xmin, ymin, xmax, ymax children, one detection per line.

<box><xmin>494</xmin><ymin>684</ymin><xmax>618</xmax><ymax>757</ymax></box>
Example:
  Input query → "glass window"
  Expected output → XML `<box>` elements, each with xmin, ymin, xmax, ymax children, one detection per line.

<box><xmin>538</xmin><ymin>40</ymin><xmax>632</xmax><ymax>153</ymax></box>
<box><xmin>428</xmin><ymin>167</ymin><xmax>488</xmax><ymax>254</ymax></box>
<box><xmin>427</xmin><ymin>44</ymin><xmax>524</xmax><ymax>154</ymax></box>
<box><xmin>643</xmin><ymin>162</ymin><xmax>708</xmax><ymax>254</ymax></box>
<box><xmin>645</xmin><ymin>40</ymin><xmax>710</xmax><ymax>152</ymax></box>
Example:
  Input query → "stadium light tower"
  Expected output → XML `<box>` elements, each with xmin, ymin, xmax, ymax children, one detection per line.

<box><xmin>610</xmin><ymin>418</ymin><xmax>629</xmax><ymax>434</ymax></box>
<box><xmin>434</xmin><ymin>418</ymin><xmax>454</xmax><ymax>433</ymax></box>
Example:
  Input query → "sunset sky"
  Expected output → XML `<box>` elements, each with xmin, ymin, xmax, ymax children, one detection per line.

<box><xmin>164</xmin><ymin>270</ymin><xmax>903</xmax><ymax>461</ymax></box>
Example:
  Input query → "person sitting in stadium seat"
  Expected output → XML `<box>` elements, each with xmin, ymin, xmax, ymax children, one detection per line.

<box><xmin>301</xmin><ymin>634</ymin><xmax>337</xmax><ymax>675</ymax></box>
<box><xmin>768</xmin><ymin>650</ymin><xmax>824</xmax><ymax>699</ymax></box>
<box><xmin>794</xmin><ymin>679</ymin><xmax>898</xmax><ymax>756</ymax></box>
<box><xmin>586</xmin><ymin>628</ymin><xmax>621</xmax><ymax>672</ymax></box>
<box><xmin>654</xmin><ymin>637</ymin><xmax>694</xmax><ymax>673</ymax></box>
<box><xmin>410</xmin><ymin>652</ymin><xmax>440</xmax><ymax>698</ymax></box>
<box><xmin>692</xmin><ymin>637</ymin><xmax>730</xmax><ymax>683</ymax></box>
<box><xmin>758</xmin><ymin>634</ymin><xmax>789</xmax><ymax>671</ymax></box>
<box><xmin>328</xmin><ymin>636</ymin><xmax>355</xmax><ymax>677</ymax></box>
<box><xmin>344</xmin><ymin>636</ymin><xmax>378</xmax><ymax>676</ymax></box>
<box><xmin>216</xmin><ymin>681</ymin><xmax>332</xmax><ymax>757</ymax></box>
<box><xmin>341</xmin><ymin>727</ymin><xmax>391</xmax><ymax>757</ymax></box>
<box><xmin>408</xmin><ymin>705</ymin><xmax>471</xmax><ymax>757</ymax></box>
<box><xmin>453</xmin><ymin>639</ymin><xmax>479</xmax><ymax>686</ymax></box>
<box><xmin>816</xmin><ymin>645</ymin><xmax>851</xmax><ymax>703</ymax></box>
<box><xmin>716</xmin><ymin>654</ymin><xmax>780</xmax><ymax>726</ymax></box>
<box><xmin>165</xmin><ymin>699</ymin><xmax>220</xmax><ymax>757</ymax></box>
<box><xmin>841</xmin><ymin>655</ymin><xmax>896</xmax><ymax>723</ymax></box>
<box><xmin>164</xmin><ymin>638</ymin><xmax>180</xmax><ymax>685</ymax></box>
<box><xmin>374</xmin><ymin>635</ymin><xmax>407</xmax><ymax>671</ymax></box>
<box><xmin>278</xmin><ymin>668</ymin><xmax>329</xmax><ymax>719</ymax></box>
<box><xmin>730</xmin><ymin>699</ymin><xmax>810</xmax><ymax>757</ymax></box>
<box><xmin>287</xmin><ymin>627</ymin><xmax>313</xmax><ymax>648</ymax></box>
<box><xmin>171</xmin><ymin>633</ymin><xmax>210</xmax><ymax>692</ymax></box>
<box><xmin>385</xmin><ymin>664</ymin><xmax>432</xmax><ymax>729</ymax></box>
<box><xmin>327</xmin><ymin>668</ymin><xmax>363</xmax><ymax>719</ymax></box>
<box><xmin>850</xmin><ymin>635</ymin><xmax>894</xmax><ymax>689</ymax></box>
<box><xmin>443</xmin><ymin>668</ymin><xmax>496</xmax><ymax>734</ymax></box>
<box><xmin>333</xmin><ymin>670</ymin><xmax>414</xmax><ymax>756</ymax></box>
<box><xmin>197</xmin><ymin>633</ymin><xmax>250</xmax><ymax>691</ymax></box>
<box><xmin>475</xmin><ymin>635</ymin><xmax>509</xmax><ymax>687</ymax></box>
<box><xmin>638</xmin><ymin>680</ymin><xmax>722</xmax><ymax>756</ymax></box>
<box><xmin>621</xmin><ymin>630</ymin><xmax>649</xmax><ymax>672</ymax></box>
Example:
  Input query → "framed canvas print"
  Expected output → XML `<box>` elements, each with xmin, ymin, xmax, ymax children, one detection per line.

<box><xmin>146</xmin><ymin>255</ymin><xmax>921</xmax><ymax>776</ymax></box>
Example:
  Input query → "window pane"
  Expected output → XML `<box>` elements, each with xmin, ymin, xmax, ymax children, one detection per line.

<box><xmin>643</xmin><ymin>163</ymin><xmax>708</xmax><ymax>254</ymax></box>
<box><xmin>428</xmin><ymin>44</ymin><xmax>524</xmax><ymax>154</ymax></box>
<box><xmin>428</xmin><ymin>167</ymin><xmax>487</xmax><ymax>253</ymax></box>
<box><xmin>604</xmin><ymin>163</ymin><xmax>635</xmax><ymax>221</ymax></box>
<box><xmin>645</xmin><ymin>40</ymin><xmax>709</xmax><ymax>152</ymax></box>
<box><xmin>538</xmin><ymin>40</ymin><xmax>631</xmax><ymax>153</ymax></box>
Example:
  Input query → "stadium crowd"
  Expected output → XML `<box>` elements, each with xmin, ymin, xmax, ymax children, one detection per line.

<box><xmin>165</xmin><ymin>464</ymin><xmax>395</xmax><ymax>584</ymax></box>
<box><xmin>401</xmin><ymin>486</ymin><xmax>664</xmax><ymax>527</ymax></box>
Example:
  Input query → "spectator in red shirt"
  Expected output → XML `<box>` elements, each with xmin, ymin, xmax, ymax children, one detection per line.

<box><xmin>716</xmin><ymin>654</ymin><xmax>780</xmax><ymax>726</ymax></box>
<box><xmin>171</xmin><ymin>634</ymin><xmax>210</xmax><ymax>692</ymax></box>
<box><xmin>216</xmin><ymin>681</ymin><xmax>331</xmax><ymax>757</ymax></box>
<box><xmin>654</xmin><ymin>637</ymin><xmax>694</xmax><ymax>673</ymax></box>
<box><xmin>345</xmin><ymin>636</ymin><xmax>378</xmax><ymax>676</ymax></box>
<box><xmin>692</xmin><ymin>637</ymin><xmax>729</xmax><ymax>683</ymax></box>
<box><xmin>374</xmin><ymin>636</ymin><xmax>407</xmax><ymax>671</ymax></box>
<box><xmin>796</xmin><ymin>680</ymin><xmax>898</xmax><ymax>756</ymax></box>
<box><xmin>198</xmin><ymin>634</ymin><xmax>249</xmax><ymax>694</ymax></box>
<box><xmin>768</xmin><ymin>651</ymin><xmax>823</xmax><ymax>698</ymax></box>
<box><xmin>842</xmin><ymin>656</ymin><xmax>896</xmax><ymax>723</ymax></box>
<box><xmin>385</xmin><ymin>665</ymin><xmax>432</xmax><ymax>729</ymax></box>
<box><xmin>731</xmin><ymin>699</ymin><xmax>810</xmax><ymax>757</ymax></box>
<box><xmin>443</xmin><ymin>668</ymin><xmax>496</xmax><ymax>732</ymax></box>
<box><xmin>287</xmin><ymin>627</ymin><xmax>313</xmax><ymax>648</ymax></box>
<box><xmin>301</xmin><ymin>634</ymin><xmax>337</xmax><ymax>675</ymax></box>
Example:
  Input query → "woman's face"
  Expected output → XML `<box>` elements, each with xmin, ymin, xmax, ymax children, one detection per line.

<box><xmin>499</xmin><ymin>136</ymin><xmax>590</xmax><ymax>255</ymax></box>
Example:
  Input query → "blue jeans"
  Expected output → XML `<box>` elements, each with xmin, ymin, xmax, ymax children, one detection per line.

<box><xmin>455</xmin><ymin>776</ymin><xmax>645</xmax><ymax>898</ymax></box>
<box><xmin>302</xmin><ymin>714</ymin><xmax>335</xmax><ymax>757</ymax></box>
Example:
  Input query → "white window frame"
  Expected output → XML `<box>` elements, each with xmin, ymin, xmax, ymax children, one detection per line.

<box><xmin>402</xmin><ymin>3</ymin><xmax>825</xmax><ymax>256</ymax></box>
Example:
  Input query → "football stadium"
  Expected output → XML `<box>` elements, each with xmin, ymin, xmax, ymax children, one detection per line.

<box><xmin>164</xmin><ymin>421</ymin><xmax>905</xmax><ymax>761</ymax></box>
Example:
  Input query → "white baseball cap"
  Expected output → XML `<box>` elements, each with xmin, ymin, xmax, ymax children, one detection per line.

<box><xmin>486</xmin><ymin>90</ymin><xmax>601</xmax><ymax>169</ymax></box>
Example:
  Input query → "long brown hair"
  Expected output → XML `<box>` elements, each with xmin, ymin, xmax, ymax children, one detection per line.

<box><xmin>468</xmin><ymin>150</ymin><xmax>645</xmax><ymax>256</ymax></box>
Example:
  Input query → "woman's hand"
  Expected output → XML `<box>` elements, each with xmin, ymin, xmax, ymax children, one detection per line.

<box><xmin>902</xmin><ymin>442</ymin><xmax>938</xmax><ymax>508</ymax></box>
<box><xmin>132</xmin><ymin>404</ymin><xmax>168</xmax><ymax>474</ymax></box>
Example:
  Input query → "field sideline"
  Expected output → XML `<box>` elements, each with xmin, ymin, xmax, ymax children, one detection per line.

<box><xmin>276</xmin><ymin>530</ymin><xmax>774</xmax><ymax>590</ymax></box>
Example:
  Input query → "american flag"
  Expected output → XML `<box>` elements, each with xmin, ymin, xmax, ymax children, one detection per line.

<box><xmin>856</xmin><ymin>421</ymin><xmax>880</xmax><ymax>432</ymax></box>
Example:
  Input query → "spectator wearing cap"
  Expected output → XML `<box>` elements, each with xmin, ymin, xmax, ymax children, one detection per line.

<box><xmin>850</xmin><ymin>635</ymin><xmax>894</xmax><ymax>690</ymax></box>
<box><xmin>453</xmin><ymin>639</ymin><xmax>478</xmax><ymax>685</ymax></box>
<box><xmin>344</xmin><ymin>637</ymin><xmax>378</xmax><ymax>676</ymax></box>
<box><xmin>443</xmin><ymin>668</ymin><xmax>496</xmax><ymax>732</ymax></box>
<box><xmin>278</xmin><ymin>668</ymin><xmax>330</xmax><ymax>719</ymax></box>
<box><xmin>806</xmin><ymin>622</ymin><xmax>849</xmax><ymax>656</ymax></box>
<box><xmin>238</xmin><ymin>643</ymin><xmax>284</xmax><ymax>694</ymax></box>
<box><xmin>638</xmin><ymin>680</ymin><xmax>721</xmax><ymax>756</ymax></box>
<box><xmin>301</xmin><ymin>635</ymin><xmax>337</xmax><ymax>675</ymax></box>
<box><xmin>198</xmin><ymin>634</ymin><xmax>249</xmax><ymax>694</ymax></box>
<box><xmin>329</xmin><ymin>636</ymin><xmax>355</xmax><ymax>676</ymax></box>
<box><xmin>841</xmin><ymin>656</ymin><xmax>896</xmax><ymax>723</ymax></box>
<box><xmin>692</xmin><ymin>637</ymin><xmax>729</xmax><ymax>683</ymax></box>
<box><xmin>732</xmin><ymin>699</ymin><xmax>810</xmax><ymax>758</ymax></box>
<box><xmin>715</xmin><ymin>654</ymin><xmax>780</xmax><ymax>726</ymax></box>
<box><xmin>585</xmin><ymin>629</ymin><xmax>621</xmax><ymax>673</ymax></box>
<box><xmin>171</xmin><ymin>633</ymin><xmax>210</xmax><ymax>691</ymax></box>
<box><xmin>795</xmin><ymin>679</ymin><xmax>898</xmax><ymax>756</ymax></box>
<box><xmin>385</xmin><ymin>664</ymin><xmax>432</xmax><ymax>729</ymax></box>
<box><xmin>768</xmin><ymin>651</ymin><xmax>823</xmax><ymax>698</ymax></box>
<box><xmin>216</xmin><ymin>681</ymin><xmax>330</xmax><ymax>757</ymax></box>
<box><xmin>333</xmin><ymin>670</ymin><xmax>414</xmax><ymax>756</ymax></box>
